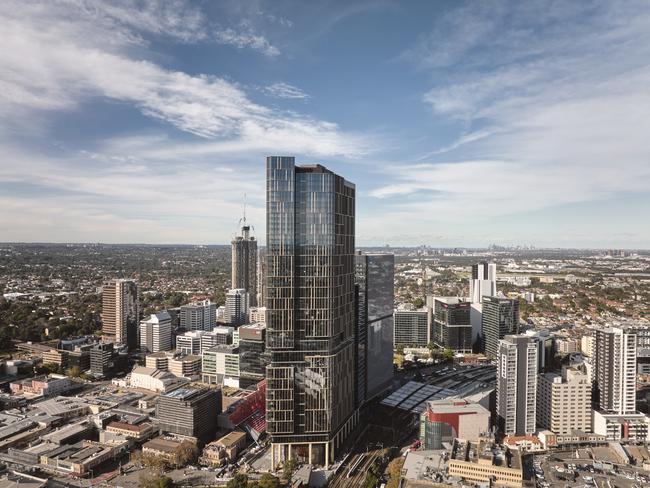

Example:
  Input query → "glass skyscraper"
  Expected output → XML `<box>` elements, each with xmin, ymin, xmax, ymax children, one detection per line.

<box><xmin>265</xmin><ymin>157</ymin><xmax>357</xmax><ymax>469</ymax></box>
<box><xmin>481</xmin><ymin>296</ymin><xmax>519</xmax><ymax>357</ymax></box>
<box><xmin>355</xmin><ymin>253</ymin><xmax>394</xmax><ymax>405</ymax></box>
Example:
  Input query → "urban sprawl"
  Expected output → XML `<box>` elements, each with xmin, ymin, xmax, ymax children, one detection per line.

<box><xmin>0</xmin><ymin>157</ymin><xmax>649</xmax><ymax>488</ymax></box>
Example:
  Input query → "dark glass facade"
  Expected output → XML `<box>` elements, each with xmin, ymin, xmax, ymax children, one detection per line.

<box><xmin>393</xmin><ymin>310</ymin><xmax>430</xmax><ymax>347</ymax></box>
<box><xmin>355</xmin><ymin>253</ymin><xmax>394</xmax><ymax>405</ymax></box>
<box><xmin>481</xmin><ymin>296</ymin><xmax>519</xmax><ymax>357</ymax></box>
<box><xmin>433</xmin><ymin>299</ymin><xmax>472</xmax><ymax>353</ymax></box>
<box><xmin>239</xmin><ymin>338</ymin><xmax>271</xmax><ymax>387</ymax></box>
<box><xmin>265</xmin><ymin>157</ymin><xmax>356</xmax><ymax>459</ymax></box>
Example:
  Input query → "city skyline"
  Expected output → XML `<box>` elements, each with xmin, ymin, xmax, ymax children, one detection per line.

<box><xmin>1</xmin><ymin>1</ymin><xmax>650</xmax><ymax>248</ymax></box>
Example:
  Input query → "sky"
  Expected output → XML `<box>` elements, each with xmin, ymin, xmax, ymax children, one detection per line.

<box><xmin>1</xmin><ymin>0</ymin><xmax>649</xmax><ymax>248</ymax></box>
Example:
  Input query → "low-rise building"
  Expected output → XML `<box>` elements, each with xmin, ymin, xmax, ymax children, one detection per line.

<box><xmin>128</xmin><ymin>366</ymin><xmax>187</xmax><ymax>393</ymax></box>
<box><xmin>168</xmin><ymin>355</ymin><xmax>201</xmax><ymax>380</ymax></box>
<box><xmin>201</xmin><ymin>430</ymin><xmax>247</xmax><ymax>466</ymax></box>
<box><xmin>593</xmin><ymin>410</ymin><xmax>650</xmax><ymax>442</ymax></box>
<box><xmin>10</xmin><ymin>375</ymin><xmax>73</xmax><ymax>398</ymax></box>
<box><xmin>105</xmin><ymin>421</ymin><xmax>154</xmax><ymax>441</ymax></box>
<box><xmin>145</xmin><ymin>351</ymin><xmax>171</xmax><ymax>370</ymax></box>
<box><xmin>420</xmin><ymin>399</ymin><xmax>490</xmax><ymax>449</ymax></box>
<box><xmin>537</xmin><ymin>430</ymin><xmax>607</xmax><ymax>449</ymax></box>
<box><xmin>142</xmin><ymin>437</ymin><xmax>184</xmax><ymax>464</ymax></box>
<box><xmin>39</xmin><ymin>440</ymin><xmax>123</xmax><ymax>476</ymax></box>
<box><xmin>447</xmin><ymin>438</ymin><xmax>523</xmax><ymax>488</ymax></box>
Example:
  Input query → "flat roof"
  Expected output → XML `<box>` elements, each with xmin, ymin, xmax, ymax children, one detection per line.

<box><xmin>143</xmin><ymin>437</ymin><xmax>181</xmax><ymax>453</ymax></box>
<box><xmin>425</xmin><ymin>399</ymin><xmax>490</xmax><ymax>416</ymax></box>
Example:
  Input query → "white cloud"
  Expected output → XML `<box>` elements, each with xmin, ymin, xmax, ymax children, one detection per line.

<box><xmin>381</xmin><ymin>0</ymin><xmax>650</xmax><ymax>234</ymax></box>
<box><xmin>0</xmin><ymin>0</ymin><xmax>372</xmax><ymax>243</ymax></box>
<box><xmin>0</xmin><ymin>0</ymin><xmax>367</xmax><ymax>150</ymax></box>
<box><xmin>263</xmin><ymin>82</ymin><xmax>310</xmax><ymax>99</ymax></box>
<box><xmin>215</xmin><ymin>27</ymin><xmax>280</xmax><ymax>57</ymax></box>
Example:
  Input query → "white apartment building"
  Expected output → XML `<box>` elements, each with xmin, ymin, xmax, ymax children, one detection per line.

<box><xmin>595</xmin><ymin>327</ymin><xmax>636</xmax><ymax>414</ymax></box>
<box><xmin>139</xmin><ymin>311</ymin><xmax>172</xmax><ymax>353</ymax></box>
<box><xmin>537</xmin><ymin>366</ymin><xmax>592</xmax><ymax>435</ymax></box>
<box><xmin>200</xmin><ymin>326</ymin><xmax>234</xmax><ymax>353</ymax></box>
<box><xmin>176</xmin><ymin>330</ymin><xmax>205</xmax><ymax>355</ymax></box>
<box><xmin>248</xmin><ymin>306</ymin><xmax>266</xmax><ymax>324</ymax></box>
<box><xmin>497</xmin><ymin>335</ymin><xmax>538</xmax><ymax>436</ymax></box>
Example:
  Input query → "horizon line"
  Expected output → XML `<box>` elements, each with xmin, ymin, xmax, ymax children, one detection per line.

<box><xmin>0</xmin><ymin>241</ymin><xmax>648</xmax><ymax>252</ymax></box>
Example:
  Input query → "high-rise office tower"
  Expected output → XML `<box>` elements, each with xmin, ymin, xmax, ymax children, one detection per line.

<box><xmin>537</xmin><ymin>365</ymin><xmax>592</xmax><ymax>435</ymax></box>
<box><xmin>432</xmin><ymin>298</ymin><xmax>472</xmax><ymax>353</ymax></box>
<box><xmin>180</xmin><ymin>299</ymin><xmax>216</xmax><ymax>331</ymax></box>
<box><xmin>101</xmin><ymin>279</ymin><xmax>139</xmax><ymax>349</ymax></box>
<box><xmin>139</xmin><ymin>311</ymin><xmax>172</xmax><ymax>353</ymax></box>
<box><xmin>594</xmin><ymin>327</ymin><xmax>637</xmax><ymax>414</ymax></box>
<box><xmin>232</xmin><ymin>220</ymin><xmax>258</xmax><ymax>306</ymax></box>
<box><xmin>393</xmin><ymin>309</ymin><xmax>431</xmax><ymax>347</ymax></box>
<box><xmin>355</xmin><ymin>253</ymin><xmax>394</xmax><ymax>406</ymax></box>
<box><xmin>265</xmin><ymin>157</ymin><xmax>356</xmax><ymax>469</ymax></box>
<box><xmin>225</xmin><ymin>288</ymin><xmax>250</xmax><ymax>326</ymax></box>
<box><xmin>156</xmin><ymin>386</ymin><xmax>221</xmax><ymax>443</ymax></box>
<box><xmin>469</xmin><ymin>262</ymin><xmax>497</xmax><ymax>304</ymax></box>
<box><xmin>482</xmin><ymin>296</ymin><xmax>520</xmax><ymax>357</ymax></box>
<box><xmin>496</xmin><ymin>335</ymin><xmax>538</xmax><ymax>436</ymax></box>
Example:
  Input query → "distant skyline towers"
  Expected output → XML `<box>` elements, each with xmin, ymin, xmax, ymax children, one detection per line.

<box><xmin>232</xmin><ymin>216</ymin><xmax>258</xmax><ymax>306</ymax></box>
<box><xmin>496</xmin><ymin>335</ymin><xmax>538</xmax><ymax>436</ymax></box>
<box><xmin>354</xmin><ymin>252</ymin><xmax>395</xmax><ymax>406</ymax></box>
<box><xmin>482</xmin><ymin>296</ymin><xmax>520</xmax><ymax>357</ymax></box>
<box><xmin>265</xmin><ymin>156</ymin><xmax>357</xmax><ymax>469</ymax></box>
<box><xmin>225</xmin><ymin>288</ymin><xmax>249</xmax><ymax>326</ymax></box>
<box><xmin>101</xmin><ymin>279</ymin><xmax>139</xmax><ymax>349</ymax></box>
<box><xmin>470</xmin><ymin>261</ymin><xmax>497</xmax><ymax>303</ymax></box>
<box><xmin>594</xmin><ymin>327</ymin><xmax>637</xmax><ymax>414</ymax></box>
<box><xmin>139</xmin><ymin>311</ymin><xmax>172</xmax><ymax>353</ymax></box>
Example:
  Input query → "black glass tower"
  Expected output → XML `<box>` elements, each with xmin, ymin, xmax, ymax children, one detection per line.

<box><xmin>482</xmin><ymin>296</ymin><xmax>519</xmax><ymax>358</ymax></box>
<box><xmin>265</xmin><ymin>157</ymin><xmax>357</xmax><ymax>469</ymax></box>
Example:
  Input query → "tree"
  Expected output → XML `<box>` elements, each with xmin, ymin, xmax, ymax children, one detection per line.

<box><xmin>139</xmin><ymin>452</ymin><xmax>169</xmax><ymax>472</ymax></box>
<box><xmin>258</xmin><ymin>473</ymin><xmax>280</xmax><ymax>488</ymax></box>
<box><xmin>363</xmin><ymin>472</ymin><xmax>379</xmax><ymax>488</ymax></box>
<box><xmin>176</xmin><ymin>440</ymin><xmax>198</xmax><ymax>466</ymax></box>
<box><xmin>442</xmin><ymin>348</ymin><xmax>454</xmax><ymax>361</ymax></box>
<box><xmin>283</xmin><ymin>458</ymin><xmax>297</xmax><ymax>480</ymax></box>
<box><xmin>411</xmin><ymin>297</ymin><xmax>424</xmax><ymax>308</ymax></box>
<box><xmin>396</xmin><ymin>344</ymin><xmax>405</xmax><ymax>355</ymax></box>
<box><xmin>227</xmin><ymin>474</ymin><xmax>249</xmax><ymax>488</ymax></box>
<box><xmin>66</xmin><ymin>365</ymin><xmax>81</xmax><ymax>378</ymax></box>
<box><xmin>386</xmin><ymin>458</ymin><xmax>404</xmax><ymax>488</ymax></box>
<box><xmin>37</xmin><ymin>362</ymin><xmax>61</xmax><ymax>375</ymax></box>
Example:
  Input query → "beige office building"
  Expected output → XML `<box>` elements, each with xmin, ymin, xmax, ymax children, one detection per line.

<box><xmin>537</xmin><ymin>365</ymin><xmax>592</xmax><ymax>435</ymax></box>
<box><xmin>101</xmin><ymin>279</ymin><xmax>139</xmax><ymax>349</ymax></box>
